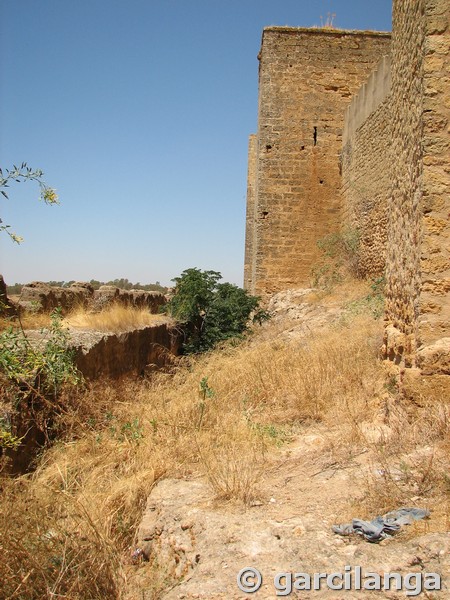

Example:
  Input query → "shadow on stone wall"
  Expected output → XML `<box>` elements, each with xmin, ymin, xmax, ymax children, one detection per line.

<box><xmin>72</xmin><ymin>322</ymin><xmax>181</xmax><ymax>380</ymax></box>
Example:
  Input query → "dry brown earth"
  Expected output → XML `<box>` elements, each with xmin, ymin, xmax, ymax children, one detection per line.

<box><xmin>130</xmin><ymin>427</ymin><xmax>448</xmax><ymax>599</ymax></box>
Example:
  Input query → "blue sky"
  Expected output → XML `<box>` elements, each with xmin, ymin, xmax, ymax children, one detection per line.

<box><xmin>0</xmin><ymin>0</ymin><xmax>392</xmax><ymax>287</ymax></box>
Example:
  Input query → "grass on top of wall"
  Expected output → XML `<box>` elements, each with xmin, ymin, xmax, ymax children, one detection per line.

<box><xmin>64</xmin><ymin>304</ymin><xmax>168</xmax><ymax>332</ymax></box>
<box><xmin>0</xmin><ymin>304</ymin><xmax>168</xmax><ymax>334</ymax></box>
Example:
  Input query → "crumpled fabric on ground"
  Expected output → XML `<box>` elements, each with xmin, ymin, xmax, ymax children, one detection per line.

<box><xmin>332</xmin><ymin>507</ymin><xmax>430</xmax><ymax>543</ymax></box>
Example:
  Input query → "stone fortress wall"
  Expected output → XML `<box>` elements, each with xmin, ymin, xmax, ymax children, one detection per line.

<box><xmin>341</xmin><ymin>55</ymin><xmax>392</xmax><ymax>278</ymax></box>
<box><xmin>244</xmin><ymin>0</ymin><xmax>450</xmax><ymax>376</ymax></box>
<box><xmin>244</xmin><ymin>27</ymin><xmax>391</xmax><ymax>296</ymax></box>
<box><xmin>342</xmin><ymin>0</ymin><xmax>450</xmax><ymax>373</ymax></box>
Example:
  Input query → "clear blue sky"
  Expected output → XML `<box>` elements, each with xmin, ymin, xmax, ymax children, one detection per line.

<box><xmin>0</xmin><ymin>0</ymin><xmax>392</xmax><ymax>287</ymax></box>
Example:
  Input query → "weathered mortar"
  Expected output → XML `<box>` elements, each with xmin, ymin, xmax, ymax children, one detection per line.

<box><xmin>342</xmin><ymin>55</ymin><xmax>391</xmax><ymax>144</ymax></box>
<box><xmin>341</xmin><ymin>0</ymin><xmax>449</xmax><ymax>376</ymax></box>
<box><xmin>244</xmin><ymin>27</ymin><xmax>391</xmax><ymax>296</ymax></box>
<box><xmin>419</xmin><ymin>0</ymin><xmax>450</xmax><ymax>349</ymax></box>
<box><xmin>243</xmin><ymin>135</ymin><xmax>258</xmax><ymax>292</ymax></box>
<box><xmin>383</xmin><ymin>0</ymin><xmax>450</xmax><ymax>373</ymax></box>
<box><xmin>341</xmin><ymin>56</ymin><xmax>392</xmax><ymax>277</ymax></box>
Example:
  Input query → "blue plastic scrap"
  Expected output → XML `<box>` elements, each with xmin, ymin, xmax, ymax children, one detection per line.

<box><xmin>332</xmin><ymin>507</ymin><xmax>430</xmax><ymax>543</ymax></box>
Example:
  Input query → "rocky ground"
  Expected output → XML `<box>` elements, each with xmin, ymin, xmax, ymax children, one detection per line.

<box><xmin>125</xmin><ymin>289</ymin><xmax>448</xmax><ymax>599</ymax></box>
<box><xmin>128</xmin><ymin>425</ymin><xmax>448</xmax><ymax>599</ymax></box>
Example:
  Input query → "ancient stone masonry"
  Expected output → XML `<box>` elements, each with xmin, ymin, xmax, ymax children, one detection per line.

<box><xmin>383</xmin><ymin>0</ymin><xmax>450</xmax><ymax>375</ymax></box>
<box><xmin>341</xmin><ymin>55</ymin><xmax>392</xmax><ymax>278</ymax></box>
<box><xmin>244</xmin><ymin>27</ymin><xmax>390</xmax><ymax>296</ymax></box>
<box><xmin>342</xmin><ymin>0</ymin><xmax>450</xmax><ymax>373</ymax></box>
<box><xmin>245</xmin><ymin>0</ymin><xmax>450</xmax><ymax>377</ymax></box>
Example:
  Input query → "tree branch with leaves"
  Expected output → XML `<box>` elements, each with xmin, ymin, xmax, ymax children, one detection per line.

<box><xmin>0</xmin><ymin>162</ymin><xmax>59</xmax><ymax>243</ymax></box>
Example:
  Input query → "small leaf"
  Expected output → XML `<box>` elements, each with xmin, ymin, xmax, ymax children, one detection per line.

<box><xmin>1</xmin><ymin>190</ymin><xmax>8</xmax><ymax>199</ymax></box>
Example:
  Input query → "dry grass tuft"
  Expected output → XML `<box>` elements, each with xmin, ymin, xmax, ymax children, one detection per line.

<box><xmin>0</xmin><ymin>476</ymin><xmax>124</xmax><ymax>599</ymax></box>
<box><xmin>353</xmin><ymin>395</ymin><xmax>450</xmax><ymax>528</ymax></box>
<box><xmin>64</xmin><ymin>304</ymin><xmax>167</xmax><ymax>332</ymax></box>
<box><xmin>0</xmin><ymin>304</ymin><xmax>168</xmax><ymax>334</ymax></box>
<box><xmin>0</xmin><ymin>311</ymin><xmax>52</xmax><ymax>332</ymax></box>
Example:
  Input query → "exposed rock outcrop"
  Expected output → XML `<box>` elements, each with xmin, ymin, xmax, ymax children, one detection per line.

<box><xmin>416</xmin><ymin>338</ymin><xmax>450</xmax><ymax>375</ymax></box>
<box><xmin>264</xmin><ymin>288</ymin><xmax>343</xmax><ymax>342</ymax></box>
<box><xmin>135</xmin><ymin>465</ymin><xmax>449</xmax><ymax>599</ymax></box>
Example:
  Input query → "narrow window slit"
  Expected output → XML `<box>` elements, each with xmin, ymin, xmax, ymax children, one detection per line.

<box><xmin>313</xmin><ymin>127</ymin><xmax>318</xmax><ymax>146</ymax></box>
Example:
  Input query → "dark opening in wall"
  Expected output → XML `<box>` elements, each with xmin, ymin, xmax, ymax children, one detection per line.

<box><xmin>266</xmin><ymin>144</ymin><xmax>272</xmax><ymax>151</ymax></box>
<box><xmin>301</xmin><ymin>145</ymin><xmax>305</xmax><ymax>151</ymax></box>
<box><xmin>313</xmin><ymin>127</ymin><xmax>318</xmax><ymax>146</ymax></box>
<box><xmin>261</xmin><ymin>211</ymin><xmax>269</xmax><ymax>219</ymax></box>
<box><xmin>319</xmin><ymin>179</ymin><xmax>324</xmax><ymax>184</ymax></box>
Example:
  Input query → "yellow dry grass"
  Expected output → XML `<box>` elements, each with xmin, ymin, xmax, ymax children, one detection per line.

<box><xmin>64</xmin><ymin>304</ymin><xmax>167</xmax><ymax>332</ymax></box>
<box><xmin>0</xmin><ymin>285</ymin><xmax>448</xmax><ymax>599</ymax></box>
<box><xmin>0</xmin><ymin>304</ymin><xmax>167</xmax><ymax>334</ymax></box>
<box><xmin>0</xmin><ymin>311</ymin><xmax>52</xmax><ymax>331</ymax></box>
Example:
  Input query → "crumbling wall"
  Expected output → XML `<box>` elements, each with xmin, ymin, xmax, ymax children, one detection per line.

<box><xmin>18</xmin><ymin>281</ymin><xmax>95</xmax><ymax>313</ymax></box>
<box><xmin>419</xmin><ymin>0</ymin><xmax>450</xmax><ymax>352</ymax></box>
<box><xmin>244</xmin><ymin>27</ymin><xmax>391</xmax><ymax>296</ymax></box>
<box><xmin>245</xmin><ymin>2</ymin><xmax>449</xmax><ymax>377</ymax></box>
<box><xmin>0</xmin><ymin>274</ymin><xmax>16</xmax><ymax>316</ymax></box>
<box><xmin>340</xmin><ymin>0</ymin><xmax>449</xmax><ymax>374</ymax></box>
<box><xmin>73</xmin><ymin>322</ymin><xmax>180</xmax><ymax>379</ymax></box>
<box><xmin>341</xmin><ymin>56</ymin><xmax>391</xmax><ymax>278</ymax></box>
<box><xmin>383</xmin><ymin>0</ymin><xmax>450</xmax><ymax>372</ymax></box>
<box><xmin>17</xmin><ymin>282</ymin><xmax>166</xmax><ymax>314</ymax></box>
<box><xmin>383</xmin><ymin>0</ymin><xmax>426</xmax><ymax>367</ymax></box>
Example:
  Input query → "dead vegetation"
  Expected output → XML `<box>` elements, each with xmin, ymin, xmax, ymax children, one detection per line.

<box><xmin>0</xmin><ymin>310</ymin><xmax>52</xmax><ymax>332</ymax></box>
<box><xmin>64</xmin><ymin>304</ymin><xmax>167</xmax><ymax>332</ymax></box>
<box><xmin>0</xmin><ymin>281</ymin><xmax>448</xmax><ymax>599</ymax></box>
<box><xmin>0</xmin><ymin>303</ymin><xmax>167</xmax><ymax>334</ymax></box>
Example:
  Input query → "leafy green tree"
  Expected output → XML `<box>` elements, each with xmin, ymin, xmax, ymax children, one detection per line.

<box><xmin>162</xmin><ymin>268</ymin><xmax>268</xmax><ymax>353</ymax></box>
<box><xmin>0</xmin><ymin>163</ymin><xmax>58</xmax><ymax>243</ymax></box>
